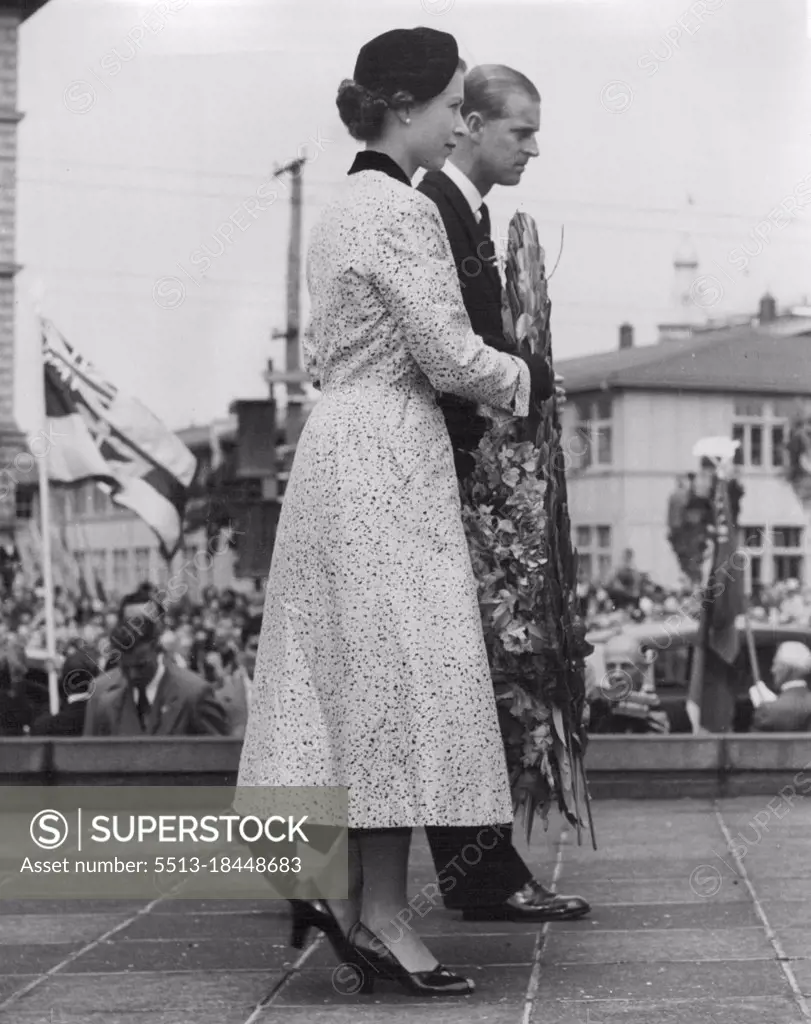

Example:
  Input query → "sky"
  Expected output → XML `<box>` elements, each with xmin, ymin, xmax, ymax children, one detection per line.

<box><xmin>15</xmin><ymin>0</ymin><xmax>811</xmax><ymax>431</ymax></box>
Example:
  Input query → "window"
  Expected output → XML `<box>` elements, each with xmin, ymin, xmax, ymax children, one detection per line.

<box><xmin>112</xmin><ymin>549</ymin><xmax>130</xmax><ymax>592</ymax></box>
<box><xmin>732</xmin><ymin>398</ymin><xmax>798</xmax><ymax>470</ymax></box>
<box><xmin>771</xmin><ymin>426</ymin><xmax>785</xmax><ymax>467</ymax></box>
<box><xmin>742</xmin><ymin>523</ymin><xmax>805</xmax><ymax>588</ymax></box>
<box><xmin>749</xmin><ymin>426</ymin><xmax>762</xmax><ymax>467</ymax></box>
<box><xmin>134</xmin><ymin>547</ymin><xmax>150</xmax><ymax>582</ymax></box>
<box><xmin>90</xmin><ymin>550</ymin><xmax>107</xmax><ymax>585</ymax></box>
<box><xmin>773</xmin><ymin>527</ymin><xmax>802</xmax><ymax>549</ymax></box>
<box><xmin>575</xmin><ymin>524</ymin><xmax>612</xmax><ymax>581</ymax></box>
<box><xmin>774</xmin><ymin>555</ymin><xmax>802</xmax><ymax>582</ymax></box>
<box><xmin>74</xmin><ymin>484</ymin><xmax>93</xmax><ymax>517</ymax></box>
<box><xmin>15</xmin><ymin>485</ymin><xmax>35</xmax><ymax>520</ymax></box>
<box><xmin>732</xmin><ymin>424</ymin><xmax>744</xmax><ymax>465</ymax></box>
<box><xmin>92</xmin><ymin>486</ymin><xmax>110</xmax><ymax>515</ymax></box>
<box><xmin>573</xmin><ymin>396</ymin><xmax>613</xmax><ymax>469</ymax></box>
<box><xmin>741</xmin><ymin>525</ymin><xmax>764</xmax><ymax>548</ymax></box>
<box><xmin>772</xmin><ymin>525</ymin><xmax>803</xmax><ymax>583</ymax></box>
<box><xmin>50</xmin><ymin>488</ymin><xmax>69</xmax><ymax>521</ymax></box>
<box><xmin>597</xmin><ymin>426</ymin><xmax>613</xmax><ymax>464</ymax></box>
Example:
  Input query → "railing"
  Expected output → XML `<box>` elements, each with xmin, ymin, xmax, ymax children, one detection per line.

<box><xmin>2</xmin><ymin>736</ymin><xmax>811</xmax><ymax>797</ymax></box>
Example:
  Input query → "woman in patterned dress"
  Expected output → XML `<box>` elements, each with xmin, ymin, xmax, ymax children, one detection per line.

<box><xmin>236</xmin><ymin>27</ymin><xmax>550</xmax><ymax>997</ymax></box>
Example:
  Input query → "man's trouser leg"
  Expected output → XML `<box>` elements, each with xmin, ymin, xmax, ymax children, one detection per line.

<box><xmin>425</xmin><ymin>824</ymin><xmax>532</xmax><ymax>910</ymax></box>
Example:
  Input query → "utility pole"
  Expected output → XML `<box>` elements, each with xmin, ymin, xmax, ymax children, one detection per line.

<box><xmin>270</xmin><ymin>156</ymin><xmax>308</xmax><ymax>452</ymax></box>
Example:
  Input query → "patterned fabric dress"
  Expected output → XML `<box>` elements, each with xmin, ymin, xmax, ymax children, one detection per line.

<box><xmin>236</xmin><ymin>153</ymin><xmax>530</xmax><ymax>829</ymax></box>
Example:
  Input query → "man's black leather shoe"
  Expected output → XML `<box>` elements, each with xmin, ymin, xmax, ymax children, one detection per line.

<box><xmin>461</xmin><ymin>880</ymin><xmax>591</xmax><ymax>922</ymax></box>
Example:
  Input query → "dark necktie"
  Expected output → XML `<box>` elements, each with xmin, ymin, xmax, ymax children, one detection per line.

<box><xmin>478</xmin><ymin>202</ymin><xmax>495</xmax><ymax>267</ymax></box>
<box><xmin>135</xmin><ymin>687</ymin><xmax>150</xmax><ymax>731</ymax></box>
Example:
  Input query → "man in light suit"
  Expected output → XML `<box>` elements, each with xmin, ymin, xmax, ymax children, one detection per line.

<box><xmin>418</xmin><ymin>64</ymin><xmax>589</xmax><ymax>923</ymax></box>
<box><xmin>83</xmin><ymin>616</ymin><xmax>228</xmax><ymax>737</ymax></box>
<box><xmin>751</xmin><ymin>642</ymin><xmax>811</xmax><ymax>733</ymax></box>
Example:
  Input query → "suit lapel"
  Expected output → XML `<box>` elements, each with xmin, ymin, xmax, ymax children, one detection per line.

<box><xmin>422</xmin><ymin>170</ymin><xmax>502</xmax><ymax>301</ymax></box>
<box><xmin>151</xmin><ymin>666</ymin><xmax>183</xmax><ymax>735</ymax></box>
<box><xmin>422</xmin><ymin>170</ymin><xmax>481</xmax><ymax>255</ymax></box>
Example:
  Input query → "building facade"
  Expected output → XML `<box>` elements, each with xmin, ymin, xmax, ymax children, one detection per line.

<box><xmin>0</xmin><ymin>2</ymin><xmax>50</xmax><ymax>532</ymax></box>
<box><xmin>558</xmin><ymin>305</ymin><xmax>811</xmax><ymax>590</ymax></box>
<box><xmin>15</xmin><ymin>418</ymin><xmax>248</xmax><ymax>599</ymax></box>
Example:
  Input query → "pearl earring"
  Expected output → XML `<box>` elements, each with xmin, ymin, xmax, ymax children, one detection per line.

<box><xmin>405</xmin><ymin>117</ymin><xmax>411</xmax><ymax>124</ymax></box>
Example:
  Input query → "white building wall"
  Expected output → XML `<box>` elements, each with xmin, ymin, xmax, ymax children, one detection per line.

<box><xmin>60</xmin><ymin>512</ymin><xmax>246</xmax><ymax>601</ymax></box>
<box><xmin>566</xmin><ymin>390</ymin><xmax>811</xmax><ymax>589</ymax></box>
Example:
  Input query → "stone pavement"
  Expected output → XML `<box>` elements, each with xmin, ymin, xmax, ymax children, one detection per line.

<box><xmin>1</xmin><ymin>796</ymin><xmax>810</xmax><ymax>1023</ymax></box>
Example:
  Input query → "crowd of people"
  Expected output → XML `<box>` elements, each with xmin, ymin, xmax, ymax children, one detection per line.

<box><xmin>0</xmin><ymin>561</ymin><xmax>808</xmax><ymax>740</ymax></box>
<box><xmin>0</xmin><ymin>582</ymin><xmax>263</xmax><ymax>738</ymax></box>
<box><xmin>577</xmin><ymin>547</ymin><xmax>811</xmax><ymax>633</ymax></box>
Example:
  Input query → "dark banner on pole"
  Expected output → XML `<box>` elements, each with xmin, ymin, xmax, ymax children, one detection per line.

<box><xmin>234</xmin><ymin>500</ymin><xmax>280</xmax><ymax>579</ymax></box>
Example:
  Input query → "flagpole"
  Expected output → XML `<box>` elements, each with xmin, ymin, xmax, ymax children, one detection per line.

<box><xmin>686</xmin><ymin>504</ymin><xmax>718</xmax><ymax>735</ymax></box>
<box><xmin>36</xmin><ymin>322</ymin><xmax>60</xmax><ymax>716</ymax></box>
<box><xmin>685</xmin><ymin>437</ymin><xmax>741</xmax><ymax>734</ymax></box>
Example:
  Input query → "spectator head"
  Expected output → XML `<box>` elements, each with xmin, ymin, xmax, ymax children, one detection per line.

<box><xmin>119</xmin><ymin>583</ymin><xmax>163</xmax><ymax>625</ymax></box>
<box><xmin>214</xmin><ymin>616</ymin><xmax>234</xmax><ymax>642</ymax></box>
<box><xmin>772</xmin><ymin>642</ymin><xmax>811</xmax><ymax>689</ymax></box>
<box><xmin>241</xmin><ymin>614</ymin><xmax>262</xmax><ymax>679</ymax></box>
<box><xmin>602</xmin><ymin>633</ymin><xmax>648</xmax><ymax>699</ymax></box>
<box><xmin>109</xmin><ymin>616</ymin><xmax>161</xmax><ymax>691</ymax></box>
<box><xmin>60</xmin><ymin>647</ymin><xmax>101</xmax><ymax>705</ymax></box>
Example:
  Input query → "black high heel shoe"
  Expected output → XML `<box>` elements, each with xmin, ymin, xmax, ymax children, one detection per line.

<box><xmin>289</xmin><ymin>900</ymin><xmax>358</xmax><ymax>965</ymax></box>
<box><xmin>289</xmin><ymin>899</ymin><xmax>330</xmax><ymax>949</ymax></box>
<box><xmin>346</xmin><ymin>921</ymin><xmax>474</xmax><ymax>997</ymax></box>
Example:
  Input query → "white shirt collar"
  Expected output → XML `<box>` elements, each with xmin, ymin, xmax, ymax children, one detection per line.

<box><xmin>442</xmin><ymin>160</ymin><xmax>484</xmax><ymax>223</ymax></box>
<box><xmin>780</xmin><ymin>679</ymin><xmax>809</xmax><ymax>693</ymax></box>
<box><xmin>140</xmin><ymin>655</ymin><xmax>165</xmax><ymax>706</ymax></box>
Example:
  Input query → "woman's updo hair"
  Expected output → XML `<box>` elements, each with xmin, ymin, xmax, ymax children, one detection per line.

<box><xmin>336</xmin><ymin>80</ymin><xmax>415</xmax><ymax>142</ymax></box>
<box><xmin>339</xmin><ymin>26</ymin><xmax>461</xmax><ymax>143</ymax></box>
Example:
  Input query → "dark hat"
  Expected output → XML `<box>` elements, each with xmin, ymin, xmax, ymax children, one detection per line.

<box><xmin>353</xmin><ymin>27</ymin><xmax>459</xmax><ymax>104</ymax></box>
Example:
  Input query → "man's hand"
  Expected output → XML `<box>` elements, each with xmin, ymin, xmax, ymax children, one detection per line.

<box><xmin>555</xmin><ymin>373</ymin><xmax>566</xmax><ymax>407</ymax></box>
<box><xmin>438</xmin><ymin>395</ymin><xmax>488</xmax><ymax>453</ymax></box>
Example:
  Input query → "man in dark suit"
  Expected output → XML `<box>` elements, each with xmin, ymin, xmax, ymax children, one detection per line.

<box><xmin>751</xmin><ymin>642</ymin><xmax>811</xmax><ymax>732</ymax></box>
<box><xmin>30</xmin><ymin>647</ymin><xmax>101</xmax><ymax>736</ymax></box>
<box><xmin>418</xmin><ymin>64</ymin><xmax>589</xmax><ymax>923</ymax></box>
<box><xmin>83</xmin><ymin>616</ymin><xmax>228</xmax><ymax>737</ymax></box>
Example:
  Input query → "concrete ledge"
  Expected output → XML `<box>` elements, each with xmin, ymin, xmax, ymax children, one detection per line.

<box><xmin>724</xmin><ymin>734</ymin><xmax>811</xmax><ymax>772</ymax></box>
<box><xmin>49</xmin><ymin>737</ymin><xmax>240</xmax><ymax>787</ymax></box>
<box><xmin>51</xmin><ymin>737</ymin><xmax>241</xmax><ymax>775</ymax></box>
<box><xmin>0</xmin><ymin>738</ymin><xmax>48</xmax><ymax>778</ymax></box>
<box><xmin>2</xmin><ymin>736</ymin><xmax>811</xmax><ymax>796</ymax></box>
<box><xmin>586</xmin><ymin>736</ymin><xmax>722</xmax><ymax>772</ymax></box>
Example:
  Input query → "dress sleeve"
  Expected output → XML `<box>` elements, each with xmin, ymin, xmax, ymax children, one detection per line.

<box><xmin>370</xmin><ymin>199</ymin><xmax>529</xmax><ymax>415</ymax></box>
<box><xmin>302</xmin><ymin>321</ymin><xmax>320</xmax><ymax>387</ymax></box>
